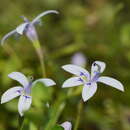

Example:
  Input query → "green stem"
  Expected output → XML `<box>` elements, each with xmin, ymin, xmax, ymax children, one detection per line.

<box><xmin>33</xmin><ymin>40</ymin><xmax>46</xmax><ymax>77</ymax></box>
<box><xmin>74</xmin><ymin>100</ymin><xmax>83</xmax><ymax>130</ymax></box>
<box><xmin>18</xmin><ymin>115</ymin><xmax>24</xmax><ymax>130</ymax></box>
<box><xmin>44</xmin><ymin>94</ymin><xmax>66</xmax><ymax>130</ymax></box>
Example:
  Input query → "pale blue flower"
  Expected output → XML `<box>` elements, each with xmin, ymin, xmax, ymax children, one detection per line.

<box><xmin>62</xmin><ymin>61</ymin><xmax>124</xmax><ymax>102</ymax></box>
<box><xmin>60</xmin><ymin>121</ymin><xmax>72</xmax><ymax>130</ymax></box>
<box><xmin>1</xmin><ymin>72</ymin><xmax>56</xmax><ymax>116</ymax></box>
<box><xmin>1</xmin><ymin>10</ymin><xmax>58</xmax><ymax>45</ymax></box>
<box><xmin>71</xmin><ymin>52</ymin><xmax>86</xmax><ymax>67</ymax></box>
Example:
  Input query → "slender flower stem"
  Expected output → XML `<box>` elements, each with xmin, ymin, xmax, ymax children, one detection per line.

<box><xmin>33</xmin><ymin>40</ymin><xmax>46</xmax><ymax>77</ymax></box>
<box><xmin>44</xmin><ymin>95</ymin><xmax>66</xmax><ymax>130</ymax></box>
<box><xmin>74</xmin><ymin>100</ymin><xmax>83</xmax><ymax>130</ymax></box>
<box><xmin>18</xmin><ymin>115</ymin><xmax>24</xmax><ymax>130</ymax></box>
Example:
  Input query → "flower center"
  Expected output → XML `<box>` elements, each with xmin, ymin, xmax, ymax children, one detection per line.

<box><xmin>24</xmin><ymin>82</ymin><xmax>33</xmax><ymax>95</ymax></box>
<box><xmin>79</xmin><ymin>72</ymin><xmax>89</xmax><ymax>83</ymax></box>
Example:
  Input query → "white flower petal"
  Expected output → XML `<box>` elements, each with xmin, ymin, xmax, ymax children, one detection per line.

<box><xmin>8</xmin><ymin>72</ymin><xmax>29</xmax><ymax>87</ymax></box>
<box><xmin>62</xmin><ymin>77</ymin><xmax>83</xmax><ymax>88</ymax></box>
<box><xmin>32</xmin><ymin>78</ymin><xmax>56</xmax><ymax>87</ymax></box>
<box><xmin>1</xmin><ymin>29</ymin><xmax>17</xmax><ymax>45</ymax></box>
<box><xmin>18</xmin><ymin>95</ymin><xmax>32</xmax><ymax>116</ymax></box>
<box><xmin>98</xmin><ymin>76</ymin><xmax>124</xmax><ymax>91</ymax></box>
<box><xmin>91</xmin><ymin>61</ymin><xmax>106</xmax><ymax>78</ymax></box>
<box><xmin>16</xmin><ymin>23</ymin><xmax>28</xmax><ymax>35</ymax></box>
<box><xmin>82</xmin><ymin>83</ymin><xmax>97</xmax><ymax>102</ymax></box>
<box><xmin>31</xmin><ymin>10</ymin><xmax>59</xmax><ymax>24</ymax></box>
<box><xmin>61</xmin><ymin>121</ymin><xmax>72</xmax><ymax>130</ymax></box>
<box><xmin>62</xmin><ymin>64</ymin><xmax>90</xmax><ymax>77</ymax></box>
<box><xmin>1</xmin><ymin>86</ymin><xmax>23</xmax><ymax>104</ymax></box>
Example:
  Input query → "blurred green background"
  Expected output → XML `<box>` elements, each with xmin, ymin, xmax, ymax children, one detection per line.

<box><xmin>0</xmin><ymin>0</ymin><xmax>130</xmax><ymax>130</ymax></box>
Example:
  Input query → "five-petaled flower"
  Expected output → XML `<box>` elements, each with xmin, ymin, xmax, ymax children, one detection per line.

<box><xmin>1</xmin><ymin>72</ymin><xmax>56</xmax><ymax>116</ymax></box>
<box><xmin>62</xmin><ymin>61</ymin><xmax>124</xmax><ymax>102</ymax></box>
<box><xmin>60</xmin><ymin>121</ymin><xmax>72</xmax><ymax>130</ymax></box>
<box><xmin>1</xmin><ymin>10</ymin><xmax>58</xmax><ymax>45</ymax></box>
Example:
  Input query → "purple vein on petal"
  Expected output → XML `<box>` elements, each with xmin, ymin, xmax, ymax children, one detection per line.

<box><xmin>86</xmin><ymin>82</ymin><xmax>91</xmax><ymax>85</ymax></box>
<box><xmin>80</xmin><ymin>72</ymin><xmax>84</xmax><ymax>76</ymax></box>
<box><xmin>16</xmin><ymin>90</ymin><xmax>21</xmax><ymax>94</ymax></box>
<box><xmin>78</xmin><ymin>78</ymin><xmax>83</xmax><ymax>82</ymax></box>
<box><xmin>24</xmin><ymin>95</ymin><xmax>31</xmax><ymax>99</ymax></box>
<box><xmin>91</xmin><ymin>72</ymin><xmax>100</xmax><ymax>82</ymax></box>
